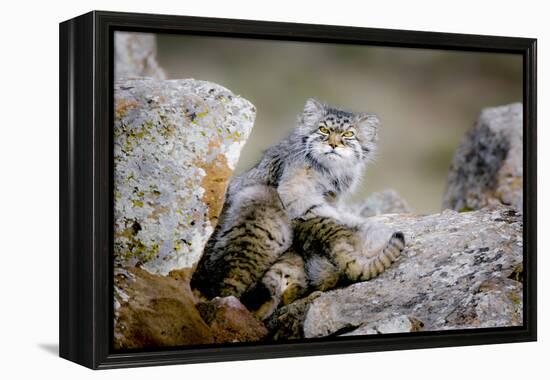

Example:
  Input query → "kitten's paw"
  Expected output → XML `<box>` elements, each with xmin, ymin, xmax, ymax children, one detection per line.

<box><xmin>281</xmin><ymin>283</ymin><xmax>306</xmax><ymax>305</ymax></box>
<box><xmin>252</xmin><ymin>298</ymin><xmax>279</xmax><ymax>321</ymax></box>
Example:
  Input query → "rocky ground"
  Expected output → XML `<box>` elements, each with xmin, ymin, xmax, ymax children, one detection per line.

<box><xmin>114</xmin><ymin>201</ymin><xmax>523</xmax><ymax>348</ymax></box>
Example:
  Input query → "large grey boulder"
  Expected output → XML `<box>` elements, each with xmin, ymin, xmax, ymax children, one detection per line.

<box><xmin>443</xmin><ymin>103</ymin><xmax>523</xmax><ymax>212</ymax></box>
<box><xmin>266</xmin><ymin>205</ymin><xmax>523</xmax><ymax>340</ymax></box>
<box><xmin>115</xmin><ymin>32</ymin><xmax>166</xmax><ymax>80</ymax></box>
<box><xmin>114</xmin><ymin>78</ymin><xmax>256</xmax><ymax>274</ymax></box>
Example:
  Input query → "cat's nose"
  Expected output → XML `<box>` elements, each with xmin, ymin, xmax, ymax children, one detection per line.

<box><xmin>328</xmin><ymin>134</ymin><xmax>341</xmax><ymax>148</ymax></box>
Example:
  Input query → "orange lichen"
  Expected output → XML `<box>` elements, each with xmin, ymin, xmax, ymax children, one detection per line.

<box><xmin>195</xmin><ymin>140</ymin><xmax>232</xmax><ymax>227</ymax></box>
<box><xmin>115</xmin><ymin>98</ymin><xmax>139</xmax><ymax>119</ymax></box>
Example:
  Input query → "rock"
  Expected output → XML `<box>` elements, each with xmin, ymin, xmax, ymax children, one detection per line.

<box><xmin>114</xmin><ymin>78</ymin><xmax>256</xmax><ymax>274</ymax></box>
<box><xmin>197</xmin><ymin>296</ymin><xmax>268</xmax><ymax>343</ymax></box>
<box><xmin>360</xmin><ymin>189</ymin><xmax>411</xmax><ymax>217</ymax></box>
<box><xmin>443</xmin><ymin>103</ymin><xmax>523</xmax><ymax>212</ymax></box>
<box><xmin>265</xmin><ymin>292</ymin><xmax>323</xmax><ymax>340</ymax></box>
<box><xmin>266</xmin><ymin>205</ymin><xmax>523</xmax><ymax>339</ymax></box>
<box><xmin>114</xmin><ymin>267</ymin><xmax>268</xmax><ymax>349</ymax></box>
<box><xmin>443</xmin><ymin>277</ymin><xmax>523</xmax><ymax>328</ymax></box>
<box><xmin>115</xmin><ymin>32</ymin><xmax>166</xmax><ymax>80</ymax></box>
<box><xmin>114</xmin><ymin>266</ymin><xmax>214</xmax><ymax>349</ymax></box>
<box><xmin>339</xmin><ymin>315</ymin><xmax>423</xmax><ymax>336</ymax></box>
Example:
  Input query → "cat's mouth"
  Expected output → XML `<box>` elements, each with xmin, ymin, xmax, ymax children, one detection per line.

<box><xmin>324</xmin><ymin>151</ymin><xmax>340</xmax><ymax>157</ymax></box>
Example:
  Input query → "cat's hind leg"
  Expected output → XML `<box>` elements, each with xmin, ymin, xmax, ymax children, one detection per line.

<box><xmin>293</xmin><ymin>216</ymin><xmax>405</xmax><ymax>284</ymax></box>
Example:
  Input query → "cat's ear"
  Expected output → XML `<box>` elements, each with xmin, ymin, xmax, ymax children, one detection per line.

<box><xmin>301</xmin><ymin>98</ymin><xmax>325</xmax><ymax>126</ymax></box>
<box><xmin>356</xmin><ymin>113</ymin><xmax>380</xmax><ymax>141</ymax></box>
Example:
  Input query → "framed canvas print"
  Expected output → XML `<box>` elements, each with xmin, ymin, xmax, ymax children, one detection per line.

<box><xmin>59</xmin><ymin>11</ymin><xmax>537</xmax><ymax>369</ymax></box>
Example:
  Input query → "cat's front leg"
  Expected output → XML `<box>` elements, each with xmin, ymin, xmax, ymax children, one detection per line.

<box><xmin>277</xmin><ymin>165</ymin><xmax>329</xmax><ymax>219</ymax></box>
<box><xmin>277</xmin><ymin>165</ymin><xmax>363</xmax><ymax>227</ymax></box>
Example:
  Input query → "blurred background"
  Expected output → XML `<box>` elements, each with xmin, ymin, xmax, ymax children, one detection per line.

<box><xmin>156</xmin><ymin>33</ymin><xmax>522</xmax><ymax>214</ymax></box>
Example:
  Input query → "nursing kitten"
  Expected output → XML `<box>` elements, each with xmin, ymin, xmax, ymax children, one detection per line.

<box><xmin>191</xmin><ymin>185</ymin><xmax>292</xmax><ymax>300</ymax></box>
<box><xmin>191</xmin><ymin>99</ymin><xmax>405</xmax><ymax>320</ymax></box>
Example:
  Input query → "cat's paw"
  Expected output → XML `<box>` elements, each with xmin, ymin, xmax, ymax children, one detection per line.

<box><xmin>253</xmin><ymin>298</ymin><xmax>279</xmax><ymax>321</ymax></box>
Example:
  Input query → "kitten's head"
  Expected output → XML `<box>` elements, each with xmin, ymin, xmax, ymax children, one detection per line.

<box><xmin>298</xmin><ymin>98</ymin><xmax>379</xmax><ymax>169</ymax></box>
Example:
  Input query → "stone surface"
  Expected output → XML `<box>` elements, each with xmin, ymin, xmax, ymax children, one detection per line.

<box><xmin>197</xmin><ymin>296</ymin><xmax>269</xmax><ymax>343</ymax></box>
<box><xmin>114</xmin><ymin>78</ymin><xmax>256</xmax><ymax>274</ymax></box>
<box><xmin>266</xmin><ymin>205</ymin><xmax>523</xmax><ymax>340</ymax></box>
<box><xmin>114</xmin><ymin>266</ymin><xmax>214</xmax><ymax>349</ymax></box>
<box><xmin>360</xmin><ymin>189</ymin><xmax>411</xmax><ymax>217</ymax></box>
<box><xmin>264</xmin><ymin>292</ymin><xmax>323</xmax><ymax>341</ymax></box>
<box><xmin>443</xmin><ymin>103</ymin><xmax>523</xmax><ymax>212</ymax></box>
<box><xmin>115</xmin><ymin>32</ymin><xmax>166</xmax><ymax>80</ymax></box>
<box><xmin>339</xmin><ymin>315</ymin><xmax>423</xmax><ymax>336</ymax></box>
<box><xmin>114</xmin><ymin>267</ymin><xmax>268</xmax><ymax>349</ymax></box>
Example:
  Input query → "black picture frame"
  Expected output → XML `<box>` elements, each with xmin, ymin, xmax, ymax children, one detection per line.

<box><xmin>59</xmin><ymin>10</ymin><xmax>537</xmax><ymax>369</ymax></box>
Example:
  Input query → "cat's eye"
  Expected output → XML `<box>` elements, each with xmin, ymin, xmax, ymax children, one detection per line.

<box><xmin>319</xmin><ymin>126</ymin><xmax>330</xmax><ymax>134</ymax></box>
<box><xmin>342</xmin><ymin>131</ymin><xmax>355</xmax><ymax>138</ymax></box>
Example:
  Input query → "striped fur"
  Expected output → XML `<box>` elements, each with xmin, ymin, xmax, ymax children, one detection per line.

<box><xmin>293</xmin><ymin>217</ymin><xmax>405</xmax><ymax>287</ymax></box>
<box><xmin>191</xmin><ymin>185</ymin><xmax>292</xmax><ymax>299</ymax></box>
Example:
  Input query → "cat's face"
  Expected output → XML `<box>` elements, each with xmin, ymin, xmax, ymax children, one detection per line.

<box><xmin>299</xmin><ymin>99</ymin><xmax>379</xmax><ymax>169</ymax></box>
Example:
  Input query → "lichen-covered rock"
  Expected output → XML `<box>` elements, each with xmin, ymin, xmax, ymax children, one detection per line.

<box><xmin>443</xmin><ymin>103</ymin><xmax>523</xmax><ymax>212</ymax></box>
<box><xmin>360</xmin><ymin>189</ymin><xmax>411</xmax><ymax>217</ymax></box>
<box><xmin>266</xmin><ymin>205</ymin><xmax>523</xmax><ymax>340</ymax></box>
<box><xmin>115</xmin><ymin>32</ymin><xmax>166</xmax><ymax>80</ymax></box>
<box><xmin>114</xmin><ymin>78</ymin><xmax>256</xmax><ymax>274</ymax></box>
<box><xmin>197</xmin><ymin>296</ymin><xmax>268</xmax><ymax>343</ymax></box>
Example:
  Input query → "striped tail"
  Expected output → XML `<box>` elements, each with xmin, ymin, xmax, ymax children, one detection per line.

<box><xmin>359</xmin><ymin>232</ymin><xmax>405</xmax><ymax>281</ymax></box>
